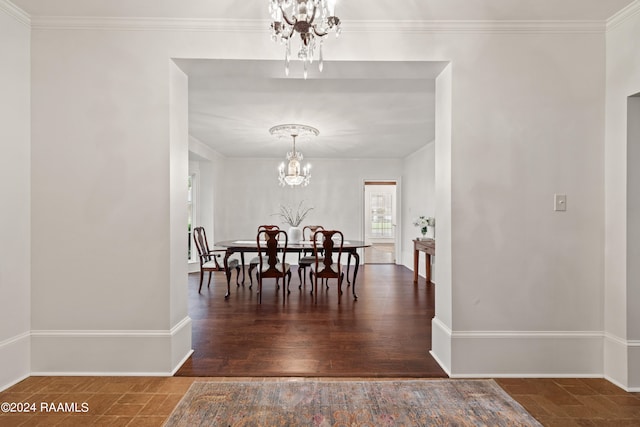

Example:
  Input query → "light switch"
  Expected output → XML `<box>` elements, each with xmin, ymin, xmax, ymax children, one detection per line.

<box><xmin>554</xmin><ymin>194</ymin><xmax>567</xmax><ymax>211</ymax></box>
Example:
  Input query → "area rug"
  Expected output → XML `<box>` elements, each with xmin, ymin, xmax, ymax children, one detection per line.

<box><xmin>164</xmin><ymin>380</ymin><xmax>542</xmax><ymax>426</ymax></box>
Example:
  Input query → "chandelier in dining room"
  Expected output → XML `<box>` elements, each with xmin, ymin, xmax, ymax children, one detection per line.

<box><xmin>270</xmin><ymin>124</ymin><xmax>318</xmax><ymax>187</ymax></box>
<box><xmin>269</xmin><ymin>0</ymin><xmax>341</xmax><ymax>78</ymax></box>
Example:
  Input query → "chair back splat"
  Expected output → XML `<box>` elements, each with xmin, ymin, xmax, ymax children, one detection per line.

<box><xmin>247</xmin><ymin>225</ymin><xmax>280</xmax><ymax>287</ymax></box>
<box><xmin>311</xmin><ymin>229</ymin><xmax>345</xmax><ymax>302</ymax></box>
<box><xmin>256</xmin><ymin>228</ymin><xmax>291</xmax><ymax>304</ymax></box>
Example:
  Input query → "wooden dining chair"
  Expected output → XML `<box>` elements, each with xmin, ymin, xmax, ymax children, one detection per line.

<box><xmin>297</xmin><ymin>225</ymin><xmax>324</xmax><ymax>287</ymax></box>
<box><xmin>247</xmin><ymin>225</ymin><xmax>280</xmax><ymax>287</ymax></box>
<box><xmin>193</xmin><ymin>226</ymin><xmax>240</xmax><ymax>294</ymax></box>
<box><xmin>310</xmin><ymin>229</ymin><xmax>345</xmax><ymax>301</ymax></box>
<box><xmin>256</xmin><ymin>228</ymin><xmax>291</xmax><ymax>303</ymax></box>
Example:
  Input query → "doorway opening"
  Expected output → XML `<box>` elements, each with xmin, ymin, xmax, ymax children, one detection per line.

<box><xmin>363</xmin><ymin>181</ymin><xmax>398</xmax><ymax>264</ymax></box>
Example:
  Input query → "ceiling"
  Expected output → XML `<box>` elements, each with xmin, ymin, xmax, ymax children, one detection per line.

<box><xmin>177</xmin><ymin>59</ymin><xmax>446</xmax><ymax>158</ymax></box>
<box><xmin>11</xmin><ymin>0</ymin><xmax>635</xmax><ymax>159</ymax></box>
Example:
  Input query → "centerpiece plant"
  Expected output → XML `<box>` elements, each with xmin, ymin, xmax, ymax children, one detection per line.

<box><xmin>276</xmin><ymin>201</ymin><xmax>313</xmax><ymax>228</ymax></box>
<box><xmin>413</xmin><ymin>215</ymin><xmax>435</xmax><ymax>238</ymax></box>
<box><xmin>274</xmin><ymin>201</ymin><xmax>313</xmax><ymax>243</ymax></box>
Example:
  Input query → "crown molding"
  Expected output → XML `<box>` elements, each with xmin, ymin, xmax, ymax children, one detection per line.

<box><xmin>0</xmin><ymin>0</ymin><xmax>30</xmax><ymax>27</ymax></box>
<box><xmin>31</xmin><ymin>16</ymin><xmax>269</xmax><ymax>32</ymax></box>
<box><xmin>30</xmin><ymin>16</ymin><xmax>606</xmax><ymax>34</ymax></box>
<box><xmin>346</xmin><ymin>20</ymin><xmax>605</xmax><ymax>34</ymax></box>
<box><xmin>607</xmin><ymin>0</ymin><xmax>640</xmax><ymax>31</ymax></box>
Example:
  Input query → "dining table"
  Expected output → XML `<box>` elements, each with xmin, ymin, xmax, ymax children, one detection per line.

<box><xmin>214</xmin><ymin>239</ymin><xmax>370</xmax><ymax>299</ymax></box>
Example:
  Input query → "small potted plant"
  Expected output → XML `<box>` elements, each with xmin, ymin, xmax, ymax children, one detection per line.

<box><xmin>413</xmin><ymin>216</ymin><xmax>435</xmax><ymax>239</ymax></box>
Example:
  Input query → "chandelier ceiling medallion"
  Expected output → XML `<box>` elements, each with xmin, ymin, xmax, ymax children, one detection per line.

<box><xmin>270</xmin><ymin>124</ymin><xmax>318</xmax><ymax>187</ymax></box>
<box><xmin>269</xmin><ymin>0</ymin><xmax>341</xmax><ymax>78</ymax></box>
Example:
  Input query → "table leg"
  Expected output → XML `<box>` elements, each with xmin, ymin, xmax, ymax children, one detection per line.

<box><xmin>413</xmin><ymin>249</ymin><xmax>419</xmax><ymax>284</ymax></box>
<box><xmin>351</xmin><ymin>251</ymin><xmax>360</xmax><ymax>300</ymax></box>
<box><xmin>345</xmin><ymin>253</ymin><xmax>352</xmax><ymax>284</ymax></box>
<box><xmin>240</xmin><ymin>252</ymin><xmax>246</xmax><ymax>284</ymax></box>
<box><xmin>223</xmin><ymin>250</ymin><xmax>232</xmax><ymax>298</ymax></box>
<box><xmin>425</xmin><ymin>253</ymin><xmax>431</xmax><ymax>284</ymax></box>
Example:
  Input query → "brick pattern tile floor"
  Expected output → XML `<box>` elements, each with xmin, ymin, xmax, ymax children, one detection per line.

<box><xmin>1</xmin><ymin>376</ymin><xmax>639</xmax><ymax>426</ymax></box>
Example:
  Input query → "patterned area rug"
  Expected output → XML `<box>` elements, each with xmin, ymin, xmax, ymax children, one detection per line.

<box><xmin>165</xmin><ymin>380</ymin><xmax>542</xmax><ymax>426</ymax></box>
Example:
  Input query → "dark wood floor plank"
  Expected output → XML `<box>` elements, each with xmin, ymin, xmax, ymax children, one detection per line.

<box><xmin>176</xmin><ymin>264</ymin><xmax>447</xmax><ymax>377</ymax></box>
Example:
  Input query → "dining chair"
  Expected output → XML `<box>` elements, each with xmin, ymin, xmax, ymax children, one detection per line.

<box><xmin>193</xmin><ymin>226</ymin><xmax>240</xmax><ymax>294</ymax></box>
<box><xmin>297</xmin><ymin>225</ymin><xmax>324</xmax><ymax>287</ymax></box>
<box><xmin>247</xmin><ymin>225</ymin><xmax>280</xmax><ymax>287</ymax></box>
<box><xmin>310</xmin><ymin>229</ymin><xmax>345</xmax><ymax>301</ymax></box>
<box><xmin>256</xmin><ymin>228</ymin><xmax>291</xmax><ymax>303</ymax></box>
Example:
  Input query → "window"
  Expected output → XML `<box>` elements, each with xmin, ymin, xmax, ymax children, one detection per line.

<box><xmin>369</xmin><ymin>193</ymin><xmax>394</xmax><ymax>238</ymax></box>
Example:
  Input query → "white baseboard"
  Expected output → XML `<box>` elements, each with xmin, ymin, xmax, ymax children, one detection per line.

<box><xmin>431</xmin><ymin>319</ymin><xmax>604</xmax><ymax>378</ymax></box>
<box><xmin>629</xmin><ymin>341</ymin><xmax>640</xmax><ymax>391</ymax></box>
<box><xmin>604</xmin><ymin>374</ymin><xmax>640</xmax><ymax>393</ymax></box>
<box><xmin>604</xmin><ymin>333</ymin><xmax>640</xmax><ymax>391</ymax></box>
<box><xmin>31</xmin><ymin>317</ymin><xmax>192</xmax><ymax>376</ymax></box>
<box><xmin>450</xmin><ymin>372</ymin><xmax>603</xmax><ymax>379</ymax></box>
<box><xmin>604</xmin><ymin>333</ymin><xmax>628</xmax><ymax>388</ymax></box>
<box><xmin>0</xmin><ymin>331</ymin><xmax>30</xmax><ymax>391</ymax></box>
<box><xmin>453</xmin><ymin>330</ymin><xmax>603</xmax><ymax>376</ymax></box>
<box><xmin>171</xmin><ymin>349</ymin><xmax>194</xmax><ymax>376</ymax></box>
<box><xmin>431</xmin><ymin>317</ymin><xmax>452</xmax><ymax>374</ymax></box>
<box><xmin>429</xmin><ymin>350</ymin><xmax>451</xmax><ymax>377</ymax></box>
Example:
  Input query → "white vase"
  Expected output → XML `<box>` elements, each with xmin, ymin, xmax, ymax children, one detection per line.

<box><xmin>288</xmin><ymin>226</ymin><xmax>302</xmax><ymax>243</ymax></box>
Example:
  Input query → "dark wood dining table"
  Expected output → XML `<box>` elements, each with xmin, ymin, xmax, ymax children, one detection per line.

<box><xmin>214</xmin><ymin>239</ymin><xmax>369</xmax><ymax>299</ymax></box>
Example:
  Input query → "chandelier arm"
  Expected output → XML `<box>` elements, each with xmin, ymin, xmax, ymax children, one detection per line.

<box><xmin>311</xmin><ymin>26</ymin><xmax>328</xmax><ymax>37</ymax></box>
<box><xmin>308</xmin><ymin>3</ymin><xmax>318</xmax><ymax>25</ymax></box>
<box><xmin>283</xmin><ymin>25</ymin><xmax>295</xmax><ymax>39</ymax></box>
<box><xmin>280</xmin><ymin>5</ymin><xmax>296</xmax><ymax>26</ymax></box>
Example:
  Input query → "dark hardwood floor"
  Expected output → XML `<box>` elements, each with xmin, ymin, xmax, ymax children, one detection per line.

<box><xmin>176</xmin><ymin>264</ymin><xmax>448</xmax><ymax>377</ymax></box>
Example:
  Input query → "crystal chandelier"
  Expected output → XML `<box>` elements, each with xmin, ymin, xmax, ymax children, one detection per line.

<box><xmin>269</xmin><ymin>0</ymin><xmax>341</xmax><ymax>78</ymax></box>
<box><xmin>270</xmin><ymin>124</ymin><xmax>318</xmax><ymax>187</ymax></box>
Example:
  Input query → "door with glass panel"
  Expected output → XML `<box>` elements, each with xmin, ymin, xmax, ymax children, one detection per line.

<box><xmin>363</xmin><ymin>182</ymin><xmax>397</xmax><ymax>264</ymax></box>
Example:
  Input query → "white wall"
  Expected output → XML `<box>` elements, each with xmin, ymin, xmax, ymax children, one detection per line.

<box><xmin>213</xmin><ymin>157</ymin><xmax>403</xmax><ymax>244</ymax></box>
<box><xmin>0</xmin><ymin>2</ymin><xmax>31</xmax><ymax>390</ymax></box>
<box><xmin>29</xmin><ymin>29</ymin><xmax>191</xmax><ymax>374</ymax></box>
<box><xmin>401</xmin><ymin>142</ymin><xmax>436</xmax><ymax>276</ymax></box>
<box><xmin>24</xmin><ymin>16</ymin><xmax>612</xmax><ymax>378</ymax></box>
<box><xmin>604</xmin><ymin>2</ymin><xmax>640</xmax><ymax>390</ymax></box>
<box><xmin>444</xmin><ymin>32</ymin><xmax>606</xmax><ymax>376</ymax></box>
